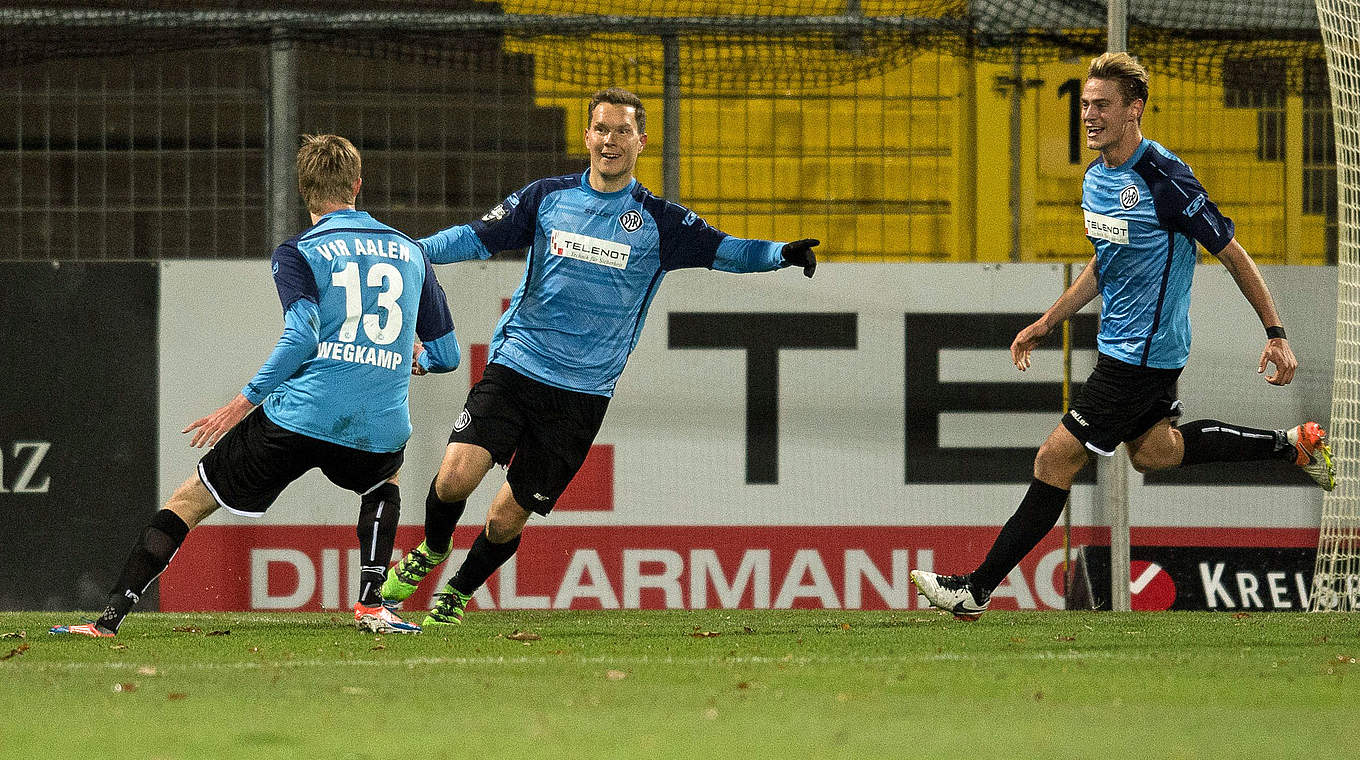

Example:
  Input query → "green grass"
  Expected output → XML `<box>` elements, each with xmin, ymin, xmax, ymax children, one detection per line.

<box><xmin>2</xmin><ymin>609</ymin><xmax>1357</xmax><ymax>759</ymax></box>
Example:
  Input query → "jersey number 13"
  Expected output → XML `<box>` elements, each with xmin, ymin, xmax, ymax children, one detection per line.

<box><xmin>331</xmin><ymin>261</ymin><xmax>404</xmax><ymax>345</ymax></box>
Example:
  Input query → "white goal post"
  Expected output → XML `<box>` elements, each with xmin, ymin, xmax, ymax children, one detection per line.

<box><xmin>1311</xmin><ymin>0</ymin><xmax>1360</xmax><ymax>611</ymax></box>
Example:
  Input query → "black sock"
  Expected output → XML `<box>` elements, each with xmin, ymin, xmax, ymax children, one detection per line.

<box><xmin>971</xmin><ymin>478</ymin><xmax>1070</xmax><ymax>596</ymax></box>
<box><xmin>448</xmin><ymin>528</ymin><xmax>521</xmax><ymax>596</ymax></box>
<box><xmin>357</xmin><ymin>482</ymin><xmax>401</xmax><ymax>607</ymax></box>
<box><xmin>1178</xmin><ymin>419</ymin><xmax>1290</xmax><ymax>467</ymax></box>
<box><xmin>422</xmin><ymin>480</ymin><xmax>466</xmax><ymax>555</ymax></box>
<box><xmin>99</xmin><ymin>509</ymin><xmax>191</xmax><ymax>633</ymax></box>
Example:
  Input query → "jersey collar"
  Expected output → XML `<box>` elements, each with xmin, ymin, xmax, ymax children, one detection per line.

<box><xmin>1107</xmin><ymin>138</ymin><xmax>1151</xmax><ymax>171</ymax></box>
<box><xmin>579</xmin><ymin>169</ymin><xmax>637</xmax><ymax>199</ymax></box>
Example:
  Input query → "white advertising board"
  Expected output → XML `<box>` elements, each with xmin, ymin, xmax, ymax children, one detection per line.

<box><xmin>158</xmin><ymin>261</ymin><xmax>1335</xmax><ymax>611</ymax></box>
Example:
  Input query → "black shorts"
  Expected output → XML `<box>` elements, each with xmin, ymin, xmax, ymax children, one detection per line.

<box><xmin>198</xmin><ymin>408</ymin><xmax>404</xmax><ymax>516</ymax></box>
<box><xmin>449</xmin><ymin>363</ymin><xmax>609</xmax><ymax>515</ymax></box>
<box><xmin>1062</xmin><ymin>353</ymin><xmax>1184</xmax><ymax>456</ymax></box>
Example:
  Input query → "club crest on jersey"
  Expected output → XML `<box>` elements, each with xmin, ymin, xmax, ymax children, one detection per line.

<box><xmin>1119</xmin><ymin>184</ymin><xmax>1140</xmax><ymax>209</ymax></box>
<box><xmin>619</xmin><ymin>209</ymin><xmax>643</xmax><ymax>233</ymax></box>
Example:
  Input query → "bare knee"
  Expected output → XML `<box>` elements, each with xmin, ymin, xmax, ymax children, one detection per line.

<box><xmin>1128</xmin><ymin>454</ymin><xmax>1157</xmax><ymax>474</ymax></box>
<box><xmin>434</xmin><ymin>444</ymin><xmax>493</xmax><ymax>502</ymax></box>
<box><xmin>485</xmin><ymin>485</ymin><xmax>531</xmax><ymax>543</ymax></box>
<box><xmin>485</xmin><ymin>505</ymin><xmax>529</xmax><ymax>543</ymax></box>
<box><xmin>433</xmin><ymin>469</ymin><xmax>473</xmax><ymax>502</ymax></box>
<box><xmin>485</xmin><ymin>515</ymin><xmax>524</xmax><ymax>544</ymax></box>
<box><xmin>1129</xmin><ymin>448</ymin><xmax>1179</xmax><ymax>473</ymax></box>
<box><xmin>1128</xmin><ymin>424</ymin><xmax>1183</xmax><ymax>473</ymax></box>
<box><xmin>1033</xmin><ymin>431</ymin><xmax>1090</xmax><ymax>489</ymax></box>
<box><xmin>165</xmin><ymin>475</ymin><xmax>219</xmax><ymax>529</ymax></box>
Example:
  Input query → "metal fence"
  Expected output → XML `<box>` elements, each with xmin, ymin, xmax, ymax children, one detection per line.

<box><xmin>0</xmin><ymin>5</ymin><xmax>1337</xmax><ymax>264</ymax></box>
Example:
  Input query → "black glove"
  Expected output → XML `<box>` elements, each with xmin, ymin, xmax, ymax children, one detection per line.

<box><xmin>781</xmin><ymin>238</ymin><xmax>819</xmax><ymax>278</ymax></box>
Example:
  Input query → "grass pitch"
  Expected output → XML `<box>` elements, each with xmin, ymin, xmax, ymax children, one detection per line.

<box><xmin>2</xmin><ymin>609</ymin><xmax>1356</xmax><ymax>759</ymax></box>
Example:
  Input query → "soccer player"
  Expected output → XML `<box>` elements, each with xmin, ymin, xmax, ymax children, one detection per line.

<box><xmin>378</xmin><ymin>87</ymin><xmax>820</xmax><ymax>626</ymax></box>
<box><xmin>51</xmin><ymin>134</ymin><xmax>462</xmax><ymax>637</ymax></box>
<box><xmin>910</xmin><ymin>53</ymin><xmax>1336</xmax><ymax>620</ymax></box>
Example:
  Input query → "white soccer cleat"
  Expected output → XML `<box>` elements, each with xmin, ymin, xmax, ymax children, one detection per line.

<box><xmin>354</xmin><ymin>603</ymin><xmax>421</xmax><ymax>634</ymax></box>
<box><xmin>910</xmin><ymin>570</ymin><xmax>990</xmax><ymax>621</ymax></box>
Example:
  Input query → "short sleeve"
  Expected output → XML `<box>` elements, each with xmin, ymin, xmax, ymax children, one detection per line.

<box><xmin>1144</xmin><ymin>160</ymin><xmax>1236</xmax><ymax>254</ymax></box>
<box><xmin>642</xmin><ymin>195</ymin><xmax>728</xmax><ymax>271</ymax></box>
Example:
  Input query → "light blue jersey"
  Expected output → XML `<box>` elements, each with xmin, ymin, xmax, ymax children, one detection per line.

<box><xmin>421</xmin><ymin>171</ymin><xmax>789</xmax><ymax>395</ymax></box>
<box><xmin>1082</xmin><ymin>139</ymin><xmax>1234</xmax><ymax>368</ymax></box>
<box><xmin>242</xmin><ymin>209</ymin><xmax>460</xmax><ymax>452</ymax></box>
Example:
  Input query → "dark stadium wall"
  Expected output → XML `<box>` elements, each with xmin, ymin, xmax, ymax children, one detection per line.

<box><xmin>0</xmin><ymin>262</ymin><xmax>159</xmax><ymax>612</ymax></box>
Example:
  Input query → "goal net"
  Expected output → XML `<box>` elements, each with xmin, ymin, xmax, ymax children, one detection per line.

<box><xmin>1312</xmin><ymin>0</ymin><xmax>1360</xmax><ymax>611</ymax></box>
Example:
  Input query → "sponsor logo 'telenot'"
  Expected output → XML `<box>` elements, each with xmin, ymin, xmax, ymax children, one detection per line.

<box><xmin>1083</xmin><ymin>210</ymin><xmax>1130</xmax><ymax>245</ymax></box>
<box><xmin>550</xmin><ymin>229</ymin><xmax>632</xmax><ymax>270</ymax></box>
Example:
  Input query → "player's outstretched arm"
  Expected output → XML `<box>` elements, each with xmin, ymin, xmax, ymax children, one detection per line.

<box><xmin>704</xmin><ymin>236</ymin><xmax>821</xmax><ymax>276</ymax></box>
<box><xmin>419</xmin><ymin>225</ymin><xmax>494</xmax><ymax>265</ymax></box>
<box><xmin>1012</xmin><ymin>255</ymin><xmax>1100</xmax><ymax>371</ymax></box>
<box><xmin>1214</xmin><ymin>238</ymin><xmax>1297</xmax><ymax>385</ymax></box>
<box><xmin>184</xmin><ymin>393</ymin><xmax>255</xmax><ymax>448</ymax></box>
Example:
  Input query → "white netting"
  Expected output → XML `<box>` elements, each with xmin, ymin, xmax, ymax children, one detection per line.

<box><xmin>1312</xmin><ymin>0</ymin><xmax>1360</xmax><ymax>611</ymax></box>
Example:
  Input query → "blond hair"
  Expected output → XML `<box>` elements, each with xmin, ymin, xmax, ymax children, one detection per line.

<box><xmin>296</xmin><ymin>134</ymin><xmax>361</xmax><ymax>214</ymax></box>
<box><xmin>1088</xmin><ymin>52</ymin><xmax>1150</xmax><ymax>106</ymax></box>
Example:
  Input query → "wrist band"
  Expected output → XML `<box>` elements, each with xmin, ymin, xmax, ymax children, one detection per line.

<box><xmin>1265</xmin><ymin>325</ymin><xmax>1287</xmax><ymax>340</ymax></box>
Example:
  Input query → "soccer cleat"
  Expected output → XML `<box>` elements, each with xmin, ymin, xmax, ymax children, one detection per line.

<box><xmin>910</xmin><ymin>570</ymin><xmax>990</xmax><ymax>621</ymax></box>
<box><xmin>49</xmin><ymin>622</ymin><xmax>115</xmax><ymax>638</ymax></box>
<box><xmin>379</xmin><ymin>540</ymin><xmax>451</xmax><ymax>603</ymax></box>
<box><xmin>354</xmin><ymin>603</ymin><xmax>421</xmax><ymax>634</ymax></box>
<box><xmin>423</xmin><ymin>587</ymin><xmax>474</xmax><ymax>627</ymax></box>
<box><xmin>1288</xmin><ymin>422</ymin><xmax>1336</xmax><ymax>492</ymax></box>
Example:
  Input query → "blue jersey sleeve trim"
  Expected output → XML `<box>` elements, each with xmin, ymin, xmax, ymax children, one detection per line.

<box><xmin>713</xmin><ymin>237</ymin><xmax>784</xmax><ymax>273</ymax></box>
<box><xmin>418</xmin><ymin>331</ymin><xmax>461</xmax><ymax>373</ymax></box>
<box><xmin>241</xmin><ymin>299</ymin><xmax>320</xmax><ymax>404</ymax></box>
<box><xmin>420</xmin><ymin>225</ymin><xmax>493</xmax><ymax>264</ymax></box>
<box><xmin>640</xmin><ymin>191</ymin><xmax>728</xmax><ymax>270</ymax></box>
<box><xmin>270</xmin><ymin>241</ymin><xmax>319</xmax><ymax>311</ymax></box>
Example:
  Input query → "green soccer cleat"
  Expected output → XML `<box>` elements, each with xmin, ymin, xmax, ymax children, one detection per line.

<box><xmin>1288</xmin><ymin>422</ymin><xmax>1336</xmax><ymax>492</ymax></box>
<box><xmin>423</xmin><ymin>587</ymin><xmax>474</xmax><ymax>627</ymax></box>
<box><xmin>380</xmin><ymin>540</ymin><xmax>451</xmax><ymax>603</ymax></box>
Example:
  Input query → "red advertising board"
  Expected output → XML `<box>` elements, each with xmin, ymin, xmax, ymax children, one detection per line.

<box><xmin>158</xmin><ymin>525</ymin><xmax>1316</xmax><ymax>613</ymax></box>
